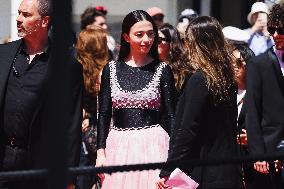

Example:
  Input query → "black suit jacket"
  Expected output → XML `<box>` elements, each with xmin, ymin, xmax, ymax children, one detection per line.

<box><xmin>246</xmin><ymin>48</ymin><xmax>284</xmax><ymax>155</ymax></box>
<box><xmin>0</xmin><ymin>39</ymin><xmax>83</xmax><ymax>169</ymax></box>
<box><xmin>160</xmin><ymin>70</ymin><xmax>240</xmax><ymax>189</ymax></box>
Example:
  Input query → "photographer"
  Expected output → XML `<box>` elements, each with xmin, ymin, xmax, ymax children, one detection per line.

<box><xmin>244</xmin><ymin>2</ymin><xmax>274</xmax><ymax>55</ymax></box>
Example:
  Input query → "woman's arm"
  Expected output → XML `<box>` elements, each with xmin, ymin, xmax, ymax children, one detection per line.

<box><xmin>97</xmin><ymin>63</ymin><xmax>112</xmax><ymax>151</ymax></box>
<box><xmin>159</xmin><ymin>64</ymin><xmax>176</xmax><ymax>137</ymax></box>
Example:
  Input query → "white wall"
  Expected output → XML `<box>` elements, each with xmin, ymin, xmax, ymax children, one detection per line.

<box><xmin>11</xmin><ymin>0</ymin><xmax>22</xmax><ymax>41</ymax></box>
<box><xmin>72</xmin><ymin>0</ymin><xmax>179</xmax><ymax>42</ymax></box>
<box><xmin>0</xmin><ymin>0</ymin><xmax>180</xmax><ymax>43</ymax></box>
<box><xmin>72</xmin><ymin>0</ymin><xmax>178</xmax><ymax>25</ymax></box>
<box><xmin>0</xmin><ymin>0</ymin><xmax>12</xmax><ymax>43</ymax></box>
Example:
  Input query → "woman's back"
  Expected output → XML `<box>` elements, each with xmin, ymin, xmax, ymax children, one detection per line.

<box><xmin>170</xmin><ymin>70</ymin><xmax>239</xmax><ymax>188</ymax></box>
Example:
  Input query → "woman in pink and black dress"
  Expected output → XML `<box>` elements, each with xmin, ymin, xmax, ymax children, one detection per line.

<box><xmin>95</xmin><ymin>10</ymin><xmax>176</xmax><ymax>189</ymax></box>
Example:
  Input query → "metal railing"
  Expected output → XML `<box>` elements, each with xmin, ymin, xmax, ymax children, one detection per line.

<box><xmin>1</xmin><ymin>152</ymin><xmax>284</xmax><ymax>182</ymax></box>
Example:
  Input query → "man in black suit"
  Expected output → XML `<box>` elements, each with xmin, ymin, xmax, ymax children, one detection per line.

<box><xmin>245</xmin><ymin>3</ymin><xmax>284</xmax><ymax>189</ymax></box>
<box><xmin>0</xmin><ymin>0</ymin><xmax>82</xmax><ymax>188</ymax></box>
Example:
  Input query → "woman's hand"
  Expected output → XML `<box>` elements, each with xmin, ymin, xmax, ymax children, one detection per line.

<box><xmin>96</xmin><ymin>149</ymin><xmax>106</xmax><ymax>183</ymax></box>
<box><xmin>156</xmin><ymin>177</ymin><xmax>172</xmax><ymax>189</ymax></box>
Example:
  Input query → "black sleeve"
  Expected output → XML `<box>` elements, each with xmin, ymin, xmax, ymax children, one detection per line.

<box><xmin>97</xmin><ymin>63</ymin><xmax>112</xmax><ymax>149</ymax></box>
<box><xmin>30</xmin><ymin>47</ymin><xmax>83</xmax><ymax>173</ymax></box>
<box><xmin>159</xmin><ymin>64</ymin><xmax>176</xmax><ymax>137</ymax></box>
<box><xmin>160</xmin><ymin>71</ymin><xmax>209</xmax><ymax>177</ymax></box>
<box><xmin>66</xmin><ymin>57</ymin><xmax>84</xmax><ymax>167</ymax></box>
<box><xmin>245</xmin><ymin>59</ymin><xmax>266</xmax><ymax>155</ymax></box>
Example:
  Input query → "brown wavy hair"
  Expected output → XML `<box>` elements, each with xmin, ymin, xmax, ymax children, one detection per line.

<box><xmin>184</xmin><ymin>16</ymin><xmax>235</xmax><ymax>102</ymax></box>
<box><xmin>76</xmin><ymin>27</ymin><xmax>108</xmax><ymax>96</ymax></box>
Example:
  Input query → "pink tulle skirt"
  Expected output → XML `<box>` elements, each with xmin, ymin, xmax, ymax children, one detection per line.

<box><xmin>101</xmin><ymin>125</ymin><xmax>169</xmax><ymax>189</ymax></box>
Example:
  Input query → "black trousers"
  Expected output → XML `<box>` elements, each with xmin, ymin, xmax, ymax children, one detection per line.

<box><xmin>0</xmin><ymin>145</ymin><xmax>29</xmax><ymax>171</ymax></box>
<box><xmin>76</xmin><ymin>146</ymin><xmax>93</xmax><ymax>189</ymax></box>
<box><xmin>0</xmin><ymin>145</ymin><xmax>35</xmax><ymax>189</ymax></box>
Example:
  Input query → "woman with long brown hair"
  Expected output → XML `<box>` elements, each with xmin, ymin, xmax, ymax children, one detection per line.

<box><xmin>77</xmin><ymin>28</ymin><xmax>109</xmax><ymax>98</ymax></box>
<box><xmin>156</xmin><ymin>16</ymin><xmax>240</xmax><ymax>189</ymax></box>
<box><xmin>76</xmin><ymin>27</ymin><xmax>108</xmax><ymax>189</ymax></box>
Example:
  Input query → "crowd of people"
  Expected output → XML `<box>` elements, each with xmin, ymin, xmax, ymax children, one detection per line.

<box><xmin>0</xmin><ymin>0</ymin><xmax>284</xmax><ymax>189</ymax></box>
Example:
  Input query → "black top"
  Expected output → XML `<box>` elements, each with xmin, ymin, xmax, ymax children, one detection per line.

<box><xmin>97</xmin><ymin>60</ymin><xmax>176</xmax><ymax>149</ymax></box>
<box><xmin>3</xmin><ymin>42</ymin><xmax>49</xmax><ymax>139</ymax></box>
<box><xmin>0</xmin><ymin>39</ymin><xmax>83</xmax><ymax>171</ymax></box>
<box><xmin>160</xmin><ymin>70</ymin><xmax>240</xmax><ymax>188</ymax></box>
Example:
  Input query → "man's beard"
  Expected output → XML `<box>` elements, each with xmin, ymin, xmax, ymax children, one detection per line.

<box><xmin>17</xmin><ymin>21</ymin><xmax>42</xmax><ymax>38</ymax></box>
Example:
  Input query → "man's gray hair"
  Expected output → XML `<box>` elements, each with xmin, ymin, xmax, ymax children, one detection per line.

<box><xmin>37</xmin><ymin>0</ymin><xmax>53</xmax><ymax>16</ymax></box>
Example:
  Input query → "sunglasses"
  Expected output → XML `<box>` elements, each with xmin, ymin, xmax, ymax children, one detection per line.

<box><xmin>268</xmin><ymin>27</ymin><xmax>284</xmax><ymax>35</ymax></box>
<box><xmin>231</xmin><ymin>53</ymin><xmax>245</xmax><ymax>67</ymax></box>
<box><xmin>158</xmin><ymin>37</ymin><xmax>170</xmax><ymax>44</ymax></box>
<box><xmin>235</xmin><ymin>58</ymin><xmax>245</xmax><ymax>67</ymax></box>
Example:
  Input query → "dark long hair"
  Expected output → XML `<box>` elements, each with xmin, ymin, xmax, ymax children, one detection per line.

<box><xmin>118</xmin><ymin>10</ymin><xmax>159</xmax><ymax>61</ymax></box>
<box><xmin>159</xmin><ymin>23</ymin><xmax>190</xmax><ymax>91</ymax></box>
<box><xmin>184</xmin><ymin>16</ymin><xmax>235</xmax><ymax>102</ymax></box>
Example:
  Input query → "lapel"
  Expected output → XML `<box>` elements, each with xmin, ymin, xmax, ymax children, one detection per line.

<box><xmin>0</xmin><ymin>39</ymin><xmax>22</xmax><ymax>108</ymax></box>
<box><xmin>268</xmin><ymin>48</ymin><xmax>284</xmax><ymax>98</ymax></box>
<box><xmin>237</xmin><ymin>96</ymin><xmax>246</xmax><ymax>129</ymax></box>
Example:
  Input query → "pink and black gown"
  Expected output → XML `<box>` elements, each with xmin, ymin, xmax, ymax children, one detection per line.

<box><xmin>97</xmin><ymin>60</ymin><xmax>176</xmax><ymax>189</ymax></box>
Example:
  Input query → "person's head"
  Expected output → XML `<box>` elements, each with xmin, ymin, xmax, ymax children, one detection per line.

<box><xmin>118</xmin><ymin>10</ymin><xmax>159</xmax><ymax>61</ymax></box>
<box><xmin>158</xmin><ymin>23</ymin><xmax>184</xmax><ymax>62</ymax></box>
<box><xmin>80</xmin><ymin>7</ymin><xmax>107</xmax><ymax>30</ymax></box>
<box><xmin>178</xmin><ymin>8</ymin><xmax>198</xmax><ymax>23</ymax></box>
<box><xmin>232</xmin><ymin>44</ymin><xmax>255</xmax><ymax>88</ymax></box>
<box><xmin>158</xmin><ymin>23</ymin><xmax>189</xmax><ymax>90</ymax></box>
<box><xmin>267</xmin><ymin>3</ymin><xmax>284</xmax><ymax>50</ymax></box>
<box><xmin>146</xmin><ymin>7</ymin><xmax>164</xmax><ymax>28</ymax></box>
<box><xmin>16</xmin><ymin>0</ymin><xmax>52</xmax><ymax>39</ymax></box>
<box><xmin>185</xmin><ymin>16</ymin><xmax>235</xmax><ymax>102</ymax></box>
<box><xmin>247</xmin><ymin>2</ymin><xmax>269</xmax><ymax>25</ymax></box>
<box><xmin>177</xmin><ymin>8</ymin><xmax>198</xmax><ymax>37</ymax></box>
<box><xmin>76</xmin><ymin>27</ymin><xmax>108</xmax><ymax>95</ymax></box>
<box><xmin>158</xmin><ymin>24</ymin><xmax>172</xmax><ymax>61</ymax></box>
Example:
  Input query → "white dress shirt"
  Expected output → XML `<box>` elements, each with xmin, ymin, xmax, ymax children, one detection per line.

<box><xmin>237</xmin><ymin>89</ymin><xmax>246</xmax><ymax>119</ymax></box>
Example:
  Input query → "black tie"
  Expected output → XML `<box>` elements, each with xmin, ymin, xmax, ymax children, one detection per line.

<box><xmin>282</xmin><ymin>53</ymin><xmax>284</xmax><ymax>62</ymax></box>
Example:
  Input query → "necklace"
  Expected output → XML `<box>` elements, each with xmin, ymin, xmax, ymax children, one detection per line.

<box><xmin>12</xmin><ymin>54</ymin><xmax>20</xmax><ymax>78</ymax></box>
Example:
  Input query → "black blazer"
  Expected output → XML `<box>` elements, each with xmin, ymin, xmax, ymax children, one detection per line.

<box><xmin>0</xmin><ymin>39</ymin><xmax>83</xmax><ymax>169</ymax></box>
<box><xmin>160</xmin><ymin>70</ymin><xmax>240</xmax><ymax>189</ymax></box>
<box><xmin>246</xmin><ymin>48</ymin><xmax>284</xmax><ymax>155</ymax></box>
